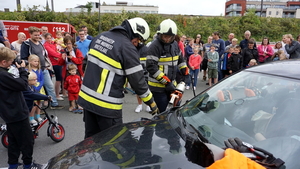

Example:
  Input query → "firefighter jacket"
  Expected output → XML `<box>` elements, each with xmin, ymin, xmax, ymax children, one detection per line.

<box><xmin>78</xmin><ymin>26</ymin><xmax>154</xmax><ymax>118</ymax></box>
<box><xmin>146</xmin><ymin>39</ymin><xmax>187</xmax><ymax>93</ymax></box>
<box><xmin>137</xmin><ymin>43</ymin><xmax>148</xmax><ymax>70</ymax></box>
<box><xmin>137</xmin><ymin>43</ymin><xmax>148</xmax><ymax>81</ymax></box>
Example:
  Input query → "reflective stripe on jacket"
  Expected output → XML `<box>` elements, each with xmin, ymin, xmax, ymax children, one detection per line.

<box><xmin>146</xmin><ymin>39</ymin><xmax>187</xmax><ymax>92</ymax></box>
<box><xmin>78</xmin><ymin>26</ymin><xmax>154</xmax><ymax>118</ymax></box>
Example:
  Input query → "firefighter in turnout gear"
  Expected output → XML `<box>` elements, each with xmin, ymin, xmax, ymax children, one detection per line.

<box><xmin>78</xmin><ymin>17</ymin><xmax>159</xmax><ymax>138</ymax></box>
<box><xmin>146</xmin><ymin>19</ymin><xmax>188</xmax><ymax>112</ymax></box>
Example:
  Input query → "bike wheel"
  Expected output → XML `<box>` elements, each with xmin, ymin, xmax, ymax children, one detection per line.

<box><xmin>48</xmin><ymin>123</ymin><xmax>65</xmax><ymax>142</ymax></box>
<box><xmin>1</xmin><ymin>131</ymin><xmax>8</xmax><ymax>148</ymax></box>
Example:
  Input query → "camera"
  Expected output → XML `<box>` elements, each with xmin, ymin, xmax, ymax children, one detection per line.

<box><xmin>13</xmin><ymin>57</ymin><xmax>28</xmax><ymax>66</ymax></box>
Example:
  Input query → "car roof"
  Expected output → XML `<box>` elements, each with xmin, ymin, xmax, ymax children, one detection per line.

<box><xmin>245</xmin><ymin>59</ymin><xmax>300</xmax><ymax>80</ymax></box>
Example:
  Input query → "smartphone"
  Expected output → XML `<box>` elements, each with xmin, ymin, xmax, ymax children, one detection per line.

<box><xmin>66</xmin><ymin>51</ymin><xmax>71</xmax><ymax>62</ymax></box>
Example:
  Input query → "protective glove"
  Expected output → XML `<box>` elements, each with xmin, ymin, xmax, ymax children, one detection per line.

<box><xmin>224</xmin><ymin>138</ymin><xmax>285</xmax><ymax>169</ymax></box>
<box><xmin>165</xmin><ymin>82</ymin><xmax>176</xmax><ymax>93</ymax></box>
<box><xmin>149</xmin><ymin>101</ymin><xmax>159</xmax><ymax>115</ymax></box>
<box><xmin>158</xmin><ymin>75</ymin><xmax>171</xmax><ymax>85</ymax></box>
<box><xmin>224</xmin><ymin>137</ymin><xmax>249</xmax><ymax>153</ymax></box>
<box><xmin>224</xmin><ymin>137</ymin><xmax>268</xmax><ymax>159</ymax></box>
<box><xmin>180</xmin><ymin>67</ymin><xmax>189</xmax><ymax>76</ymax></box>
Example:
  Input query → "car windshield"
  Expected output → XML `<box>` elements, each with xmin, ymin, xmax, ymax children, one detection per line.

<box><xmin>178</xmin><ymin>70</ymin><xmax>300</xmax><ymax>168</ymax></box>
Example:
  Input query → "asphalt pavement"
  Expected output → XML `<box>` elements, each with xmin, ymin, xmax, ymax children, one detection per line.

<box><xmin>0</xmin><ymin>72</ymin><xmax>209</xmax><ymax>168</ymax></box>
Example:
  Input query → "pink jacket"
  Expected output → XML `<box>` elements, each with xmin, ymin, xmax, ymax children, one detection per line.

<box><xmin>188</xmin><ymin>54</ymin><xmax>202</xmax><ymax>69</ymax></box>
<box><xmin>257</xmin><ymin>45</ymin><xmax>274</xmax><ymax>62</ymax></box>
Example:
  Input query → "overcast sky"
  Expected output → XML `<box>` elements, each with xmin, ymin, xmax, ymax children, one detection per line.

<box><xmin>0</xmin><ymin>0</ymin><xmax>225</xmax><ymax>16</ymax></box>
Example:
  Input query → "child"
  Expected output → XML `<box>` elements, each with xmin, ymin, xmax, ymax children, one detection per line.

<box><xmin>221</xmin><ymin>47</ymin><xmax>234</xmax><ymax>78</ymax></box>
<box><xmin>186</xmin><ymin>47</ymin><xmax>202</xmax><ymax>90</ymax></box>
<box><xmin>246</xmin><ymin>59</ymin><xmax>258</xmax><ymax>68</ymax></box>
<box><xmin>207</xmin><ymin>44</ymin><xmax>219</xmax><ymax>87</ymax></box>
<box><xmin>0</xmin><ymin>47</ymin><xmax>42</xmax><ymax>169</ymax></box>
<box><xmin>278</xmin><ymin>51</ymin><xmax>287</xmax><ymax>61</ymax></box>
<box><xmin>27</xmin><ymin>54</ymin><xmax>45</xmax><ymax>124</ymax></box>
<box><xmin>228</xmin><ymin>46</ymin><xmax>243</xmax><ymax>75</ymax></box>
<box><xmin>271</xmin><ymin>50</ymin><xmax>286</xmax><ymax>61</ymax></box>
<box><xmin>54</xmin><ymin>31</ymin><xmax>65</xmax><ymax>51</ymax></box>
<box><xmin>23</xmin><ymin>71</ymin><xmax>50</xmax><ymax>125</ymax></box>
<box><xmin>64</xmin><ymin>64</ymin><xmax>83</xmax><ymax>113</ymax></box>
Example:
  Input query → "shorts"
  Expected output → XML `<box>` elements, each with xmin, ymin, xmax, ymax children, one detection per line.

<box><xmin>68</xmin><ymin>93</ymin><xmax>79</xmax><ymax>101</ymax></box>
<box><xmin>208</xmin><ymin>68</ymin><xmax>218</xmax><ymax>78</ymax></box>
<box><xmin>200</xmin><ymin>58</ymin><xmax>208</xmax><ymax>70</ymax></box>
<box><xmin>53</xmin><ymin>65</ymin><xmax>63</xmax><ymax>81</ymax></box>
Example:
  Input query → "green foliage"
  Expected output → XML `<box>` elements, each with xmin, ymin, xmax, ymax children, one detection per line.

<box><xmin>2</xmin><ymin>5</ymin><xmax>300</xmax><ymax>43</ymax></box>
<box><xmin>85</xmin><ymin>2</ymin><xmax>93</xmax><ymax>14</ymax></box>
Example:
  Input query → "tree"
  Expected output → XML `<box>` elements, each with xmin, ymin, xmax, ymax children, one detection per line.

<box><xmin>85</xmin><ymin>2</ymin><xmax>93</xmax><ymax>14</ymax></box>
<box><xmin>2</xmin><ymin>6</ymin><xmax>300</xmax><ymax>42</ymax></box>
<box><xmin>46</xmin><ymin>0</ymin><xmax>50</xmax><ymax>12</ymax></box>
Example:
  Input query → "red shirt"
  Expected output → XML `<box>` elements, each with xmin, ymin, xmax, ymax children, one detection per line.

<box><xmin>58</xmin><ymin>48</ymin><xmax>84</xmax><ymax>78</ymax></box>
<box><xmin>43</xmin><ymin>41</ymin><xmax>62</xmax><ymax>66</ymax></box>
<box><xmin>178</xmin><ymin>41</ymin><xmax>185</xmax><ymax>57</ymax></box>
<box><xmin>64</xmin><ymin>74</ymin><xmax>82</xmax><ymax>94</ymax></box>
<box><xmin>188</xmin><ymin>54</ymin><xmax>202</xmax><ymax>69</ymax></box>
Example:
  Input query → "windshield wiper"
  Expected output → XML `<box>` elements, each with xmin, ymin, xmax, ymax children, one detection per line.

<box><xmin>187</xmin><ymin>124</ymin><xmax>210</xmax><ymax>143</ymax></box>
<box><xmin>177</xmin><ymin>111</ymin><xmax>209</xmax><ymax>143</ymax></box>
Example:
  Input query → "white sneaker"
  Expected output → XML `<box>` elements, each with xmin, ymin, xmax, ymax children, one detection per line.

<box><xmin>56</xmin><ymin>97</ymin><xmax>64</xmax><ymax>101</ymax></box>
<box><xmin>194</xmin><ymin>86</ymin><xmax>196</xmax><ymax>90</ymax></box>
<box><xmin>146</xmin><ymin>106</ymin><xmax>151</xmax><ymax>112</ymax></box>
<box><xmin>30</xmin><ymin>119</ymin><xmax>38</xmax><ymax>126</ymax></box>
<box><xmin>186</xmin><ymin>86</ymin><xmax>189</xmax><ymax>90</ymax></box>
<box><xmin>37</xmin><ymin>117</ymin><xmax>43</xmax><ymax>123</ymax></box>
<box><xmin>135</xmin><ymin>105</ymin><xmax>142</xmax><ymax>113</ymax></box>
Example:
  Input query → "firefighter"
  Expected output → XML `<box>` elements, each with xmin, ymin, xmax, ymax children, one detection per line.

<box><xmin>134</xmin><ymin>39</ymin><xmax>152</xmax><ymax>113</ymax></box>
<box><xmin>78</xmin><ymin>17</ymin><xmax>159</xmax><ymax>138</ymax></box>
<box><xmin>146</xmin><ymin>19</ymin><xmax>188</xmax><ymax>112</ymax></box>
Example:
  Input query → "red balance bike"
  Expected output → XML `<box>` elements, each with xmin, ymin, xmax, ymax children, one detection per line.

<box><xmin>1</xmin><ymin>102</ymin><xmax>65</xmax><ymax>148</ymax></box>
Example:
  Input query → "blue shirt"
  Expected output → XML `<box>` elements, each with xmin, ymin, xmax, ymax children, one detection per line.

<box><xmin>76</xmin><ymin>39</ymin><xmax>91</xmax><ymax>58</ymax></box>
<box><xmin>212</xmin><ymin>39</ymin><xmax>225</xmax><ymax>59</ymax></box>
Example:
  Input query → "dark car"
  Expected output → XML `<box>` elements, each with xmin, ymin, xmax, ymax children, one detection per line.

<box><xmin>46</xmin><ymin>60</ymin><xmax>300</xmax><ymax>168</ymax></box>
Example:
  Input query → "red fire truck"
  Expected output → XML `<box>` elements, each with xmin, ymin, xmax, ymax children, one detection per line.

<box><xmin>2</xmin><ymin>20</ymin><xmax>77</xmax><ymax>42</ymax></box>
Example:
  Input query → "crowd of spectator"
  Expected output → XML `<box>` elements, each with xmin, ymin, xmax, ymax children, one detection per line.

<box><xmin>177</xmin><ymin>30</ymin><xmax>300</xmax><ymax>90</ymax></box>
<box><xmin>0</xmin><ymin>23</ymin><xmax>93</xmax><ymax>117</ymax></box>
<box><xmin>1</xmin><ymin>18</ymin><xmax>300</xmax><ymax>169</ymax></box>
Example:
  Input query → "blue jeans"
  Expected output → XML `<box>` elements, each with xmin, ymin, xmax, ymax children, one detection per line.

<box><xmin>187</xmin><ymin>69</ymin><xmax>199</xmax><ymax>87</ymax></box>
<box><xmin>43</xmin><ymin>69</ymin><xmax>58</xmax><ymax>106</ymax></box>
<box><xmin>218</xmin><ymin>59</ymin><xmax>223</xmax><ymax>81</ymax></box>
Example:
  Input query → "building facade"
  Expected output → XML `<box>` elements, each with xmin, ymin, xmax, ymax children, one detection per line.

<box><xmin>225</xmin><ymin>0</ymin><xmax>300</xmax><ymax>18</ymax></box>
<box><xmin>65</xmin><ymin>1</ymin><xmax>158</xmax><ymax>14</ymax></box>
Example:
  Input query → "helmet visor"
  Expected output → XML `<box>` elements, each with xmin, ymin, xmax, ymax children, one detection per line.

<box><xmin>160</xmin><ymin>34</ymin><xmax>175</xmax><ymax>44</ymax></box>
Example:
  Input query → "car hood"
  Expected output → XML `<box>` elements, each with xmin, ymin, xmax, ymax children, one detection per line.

<box><xmin>45</xmin><ymin>114</ymin><xmax>204</xmax><ymax>169</ymax></box>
